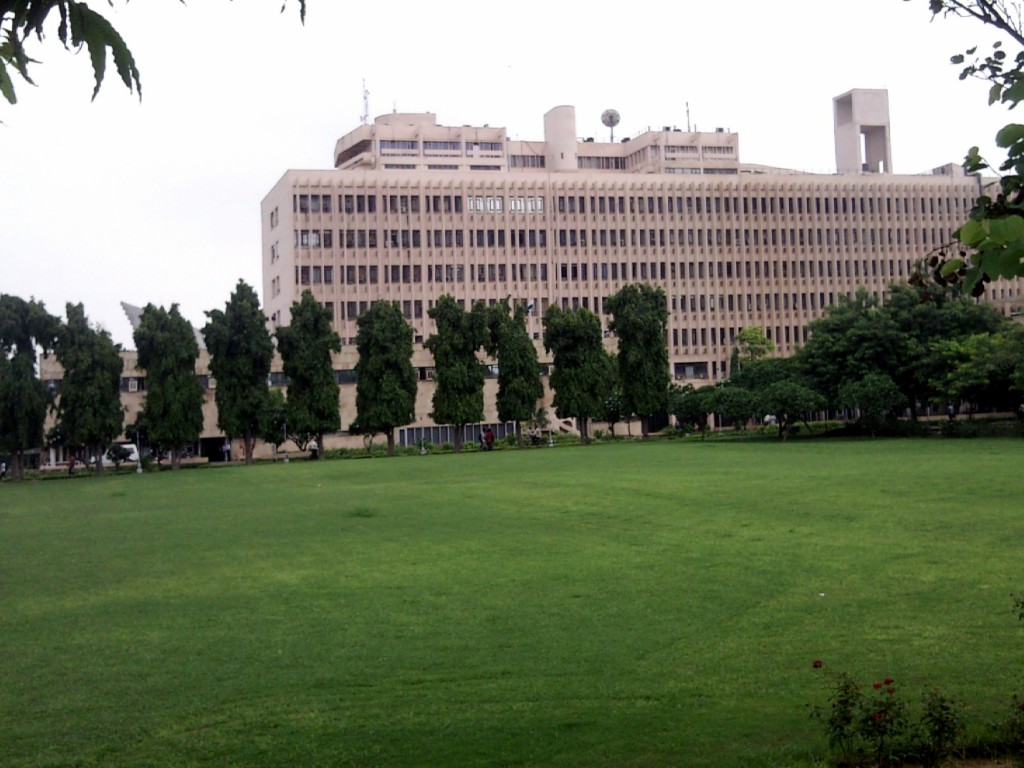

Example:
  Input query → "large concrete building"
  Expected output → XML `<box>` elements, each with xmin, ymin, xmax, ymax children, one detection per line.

<box><xmin>260</xmin><ymin>89</ymin><xmax>1023</xmax><ymax>442</ymax></box>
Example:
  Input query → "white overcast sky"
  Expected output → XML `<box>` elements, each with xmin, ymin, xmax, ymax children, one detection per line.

<box><xmin>0</xmin><ymin>0</ymin><xmax>1015</xmax><ymax>347</ymax></box>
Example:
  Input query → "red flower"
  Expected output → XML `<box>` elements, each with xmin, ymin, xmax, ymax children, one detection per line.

<box><xmin>886</xmin><ymin>688</ymin><xmax>895</xmax><ymax>695</ymax></box>
<box><xmin>872</xmin><ymin>712</ymin><xmax>882</xmax><ymax>720</ymax></box>
<box><xmin>812</xmin><ymin>660</ymin><xmax>823</xmax><ymax>669</ymax></box>
<box><xmin>873</xmin><ymin>682</ymin><xmax>883</xmax><ymax>690</ymax></box>
<box><xmin>883</xmin><ymin>677</ymin><xmax>894</xmax><ymax>686</ymax></box>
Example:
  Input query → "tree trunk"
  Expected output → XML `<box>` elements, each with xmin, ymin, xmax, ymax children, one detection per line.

<box><xmin>516</xmin><ymin>421</ymin><xmax>525</xmax><ymax>448</ymax></box>
<box><xmin>170</xmin><ymin>450</ymin><xmax>181</xmax><ymax>471</ymax></box>
<box><xmin>580</xmin><ymin>418</ymin><xmax>589</xmax><ymax>445</ymax></box>
<box><xmin>243</xmin><ymin>435</ymin><xmax>255</xmax><ymax>464</ymax></box>
<box><xmin>12</xmin><ymin>452</ymin><xmax>23</xmax><ymax>480</ymax></box>
<box><xmin>386</xmin><ymin>429</ymin><xmax>396</xmax><ymax>457</ymax></box>
<box><xmin>640</xmin><ymin>415</ymin><xmax>650</xmax><ymax>440</ymax></box>
<box><xmin>453</xmin><ymin>427</ymin><xmax>464</xmax><ymax>453</ymax></box>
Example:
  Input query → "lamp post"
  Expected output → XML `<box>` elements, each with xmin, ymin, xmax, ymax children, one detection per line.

<box><xmin>283</xmin><ymin>419</ymin><xmax>289</xmax><ymax>464</ymax></box>
<box><xmin>135</xmin><ymin>425</ymin><xmax>143</xmax><ymax>474</ymax></box>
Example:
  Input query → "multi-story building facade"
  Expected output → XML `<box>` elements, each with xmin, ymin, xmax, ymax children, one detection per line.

<box><xmin>256</xmin><ymin>90</ymin><xmax>1020</xmax><ymax>440</ymax></box>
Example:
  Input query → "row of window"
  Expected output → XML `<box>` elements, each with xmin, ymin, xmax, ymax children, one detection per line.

<box><xmin>295</xmin><ymin>255</ymin><xmax>909</xmax><ymax>290</ymax></box>
<box><xmin>291</xmin><ymin>192</ymin><xmax>969</xmax><ymax>220</ymax></box>
<box><xmin>380</xmin><ymin>140</ymin><xmax>504</xmax><ymax>153</ymax></box>
<box><xmin>293</xmin><ymin>225</ymin><xmax>948</xmax><ymax>253</ymax></box>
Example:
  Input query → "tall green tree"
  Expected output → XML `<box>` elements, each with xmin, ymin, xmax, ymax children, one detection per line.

<box><xmin>485</xmin><ymin>298</ymin><xmax>543</xmax><ymax>446</ymax></box>
<box><xmin>605</xmin><ymin>284</ymin><xmax>670</xmax><ymax>438</ymax></box>
<box><xmin>0</xmin><ymin>294</ymin><xmax>59</xmax><ymax>478</ymax></box>
<box><xmin>426</xmin><ymin>295</ymin><xmax>488</xmax><ymax>452</ymax></box>
<box><xmin>276</xmin><ymin>290</ymin><xmax>341</xmax><ymax>450</ymax></box>
<box><xmin>354</xmin><ymin>301</ymin><xmax>417</xmax><ymax>457</ymax></box>
<box><xmin>202</xmin><ymin>280</ymin><xmax>274</xmax><ymax>464</ymax></box>
<box><xmin>53</xmin><ymin>303</ymin><xmax>124</xmax><ymax>473</ymax></box>
<box><xmin>134</xmin><ymin>303</ymin><xmax>204</xmax><ymax>470</ymax></box>
<box><xmin>542</xmin><ymin>306</ymin><xmax>612</xmax><ymax>444</ymax></box>
<box><xmin>1</xmin><ymin>1</ymin><xmax>306</xmax><ymax>106</ymax></box>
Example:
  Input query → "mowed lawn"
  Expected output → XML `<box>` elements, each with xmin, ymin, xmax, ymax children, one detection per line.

<box><xmin>2</xmin><ymin>439</ymin><xmax>1023</xmax><ymax>768</ymax></box>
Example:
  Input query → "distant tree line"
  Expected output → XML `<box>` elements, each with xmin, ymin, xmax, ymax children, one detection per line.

<box><xmin>671</xmin><ymin>284</ymin><xmax>1024</xmax><ymax>437</ymax></box>
<box><xmin>3</xmin><ymin>280</ymin><xmax>1020</xmax><ymax>479</ymax></box>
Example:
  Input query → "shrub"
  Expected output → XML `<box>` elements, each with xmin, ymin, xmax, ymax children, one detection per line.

<box><xmin>813</xmin><ymin>672</ymin><xmax>910</xmax><ymax>767</ymax></box>
<box><xmin>914</xmin><ymin>688</ymin><xmax>964</xmax><ymax>768</ymax></box>
<box><xmin>1004</xmin><ymin>693</ymin><xmax>1024</xmax><ymax>766</ymax></box>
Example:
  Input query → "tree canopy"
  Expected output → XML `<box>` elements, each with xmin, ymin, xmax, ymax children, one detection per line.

<box><xmin>354</xmin><ymin>301</ymin><xmax>417</xmax><ymax>456</ymax></box>
<box><xmin>53</xmin><ymin>302</ymin><xmax>124</xmax><ymax>472</ymax></box>
<box><xmin>485</xmin><ymin>298</ymin><xmax>543</xmax><ymax>444</ymax></box>
<box><xmin>542</xmin><ymin>305</ymin><xmax>612</xmax><ymax>444</ymax></box>
<box><xmin>0</xmin><ymin>0</ymin><xmax>306</xmax><ymax>105</ymax></box>
<box><xmin>276</xmin><ymin>290</ymin><xmax>341</xmax><ymax>448</ymax></box>
<box><xmin>202</xmin><ymin>280</ymin><xmax>274</xmax><ymax>464</ymax></box>
<box><xmin>605</xmin><ymin>284</ymin><xmax>670</xmax><ymax>438</ymax></box>
<box><xmin>0</xmin><ymin>294</ymin><xmax>59</xmax><ymax>478</ymax></box>
<box><xmin>425</xmin><ymin>295</ymin><xmax>488</xmax><ymax>452</ymax></box>
<box><xmin>134</xmin><ymin>303</ymin><xmax>204</xmax><ymax>470</ymax></box>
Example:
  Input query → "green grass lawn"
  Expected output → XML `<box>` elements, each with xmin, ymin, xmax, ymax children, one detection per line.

<box><xmin>2</xmin><ymin>439</ymin><xmax>1023</xmax><ymax>767</ymax></box>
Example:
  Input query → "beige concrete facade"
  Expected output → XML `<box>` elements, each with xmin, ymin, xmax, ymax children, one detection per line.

<box><xmin>263</xmin><ymin>92</ymin><xmax>1024</xmax><ymax>444</ymax></box>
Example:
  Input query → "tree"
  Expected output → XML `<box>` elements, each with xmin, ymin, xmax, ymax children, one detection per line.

<box><xmin>202</xmin><ymin>280</ymin><xmax>273</xmax><ymax>465</ymax></box>
<box><xmin>798</xmin><ymin>284</ymin><xmax>1009</xmax><ymax>418</ymax></box>
<box><xmin>605</xmin><ymin>284</ymin><xmax>670</xmax><ymax>439</ymax></box>
<box><xmin>735</xmin><ymin>326</ymin><xmax>775</xmax><ymax>362</ymax></box>
<box><xmin>669</xmin><ymin>383</ymin><xmax>714</xmax><ymax>432</ymax></box>
<box><xmin>930</xmin><ymin>325</ymin><xmax>1024</xmax><ymax>411</ymax></box>
<box><xmin>354</xmin><ymin>301</ymin><xmax>417</xmax><ymax>457</ymax></box>
<box><xmin>276</xmin><ymin>290</ymin><xmax>341</xmax><ymax>450</ymax></box>
<box><xmin>837</xmin><ymin>372</ymin><xmax>908</xmax><ymax>434</ymax></box>
<box><xmin>729</xmin><ymin>356</ymin><xmax>798</xmax><ymax>395</ymax></box>
<box><xmin>0</xmin><ymin>1</ymin><xmax>306</xmax><ymax>105</ymax></box>
<box><xmin>485</xmin><ymin>298</ymin><xmax>543</xmax><ymax>446</ymax></box>
<box><xmin>602</xmin><ymin>383</ymin><xmax>625</xmax><ymax>437</ymax></box>
<box><xmin>706</xmin><ymin>384</ymin><xmax>757</xmax><ymax>432</ymax></box>
<box><xmin>798</xmin><ymin>289</ymin><xmax>906</xmax><ymax>409</ymax></box>
<box><xmin>542</xmin><ymin>306</ymin><xmax>613</xmax><ymax>444</ymax></box>
<box><xmin>258</xmin><ymin>387</ymin><xmax>288</xmax><ymax>454</ymax></box>
<box><xmin>425</xmin><ymin>295</ymin><xmax>488</xmax><ymax>452</ymax></box>
<box><xmin>757</xmin><ymin>380</ymin><xmax>826</xmax><ymax>439</ymax></box>
<box><xmin>0</xmin><ymin>294</ymin><xmax>59</xmax><ymax>478</ymax></box>
<box><xmin>910</xmin><ymin>1</ymin><xmax>1024</xmax><ymax>293</ymax></box>
<box><xmin>134</xmin><ymin>303</ymin><xmax>204</xmax><ymax>470</ymax></box>
<box><xmin>53</xmin><ymin>302</ymin><xmax>124</xmax><ymax>473</ymax></box>
<box><xmin>881</xmin><ymin>284</ymin><xmax>1005</xmax><ymax>415</ymax></box>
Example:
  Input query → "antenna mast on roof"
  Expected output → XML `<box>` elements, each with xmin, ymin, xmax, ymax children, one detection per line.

<box><xmin>686</xmin><ymin>102</ymin><xmax>691</xmax><ymax>132</ymax></box>
<box><xmin>361</xmin><ymin>79</ymin><xmax>370</xmax><ymax>125</ymax></box>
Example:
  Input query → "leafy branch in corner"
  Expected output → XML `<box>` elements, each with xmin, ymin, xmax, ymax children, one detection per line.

<box><xmin>0</xmin><ymin>0</ymin><xmax>306</xmax><ymax>105</ymax></box>
<box><xmin>908</xmin><ymin>1</ymin><xmax>1024</xmax><ymax>294</ymax></box>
